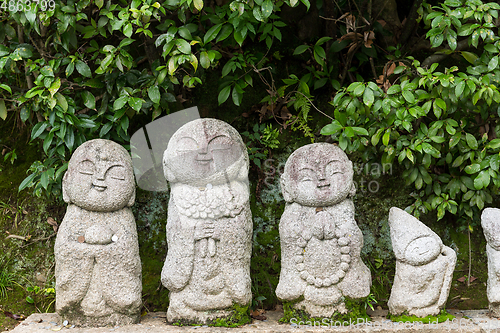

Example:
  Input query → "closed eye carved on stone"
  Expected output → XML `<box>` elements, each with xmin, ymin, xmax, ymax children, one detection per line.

<box><xmin>176</xmin><ymin>137</ymin><xmax>199</xmax><ymax>152</ymax></box>
<box><xmin>208</xmin><ymin>135</ymin><xmax>232</xmax><ymax>151</ymax></box>
<box><xmin>106</xmin><ymin>165</ymin><xmax>126</xmax><ymax>180</ymax></box>
<box><xmin>78</xmin><ymin>160</ymin><xmax>96</xmax><ymax>175</ymax></box>
<box><xmin>325</xmin><ymin>160</ymin><xmax>344</xmax><ymax>175</ymax></box>
<box><xmin>298</xmin><ymin>168</ymin><xmax>316</xmax><ymax>182</ymax></box>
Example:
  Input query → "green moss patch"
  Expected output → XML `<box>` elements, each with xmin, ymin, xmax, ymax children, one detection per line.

<box><xmin>171</xmin><ymin>303</ymin><xmax>251</xmax><ymax>327</ymax></box>
<box><xmin>388</xmin><ymin>309</ymin><xmax>454</xmax><ymax>324</ymax></box>
<box><xmin>279</xmin><ymin>296</ymin><xmax>371</xmax><ymax>325</ymax></box>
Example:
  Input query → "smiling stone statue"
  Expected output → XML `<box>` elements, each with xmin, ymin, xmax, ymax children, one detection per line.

<box><xmin>161</xmin><ymin>118</ymin><xmax>252</xmax><ymax>323</ymax></box>
<box><xmin>276</xmin><ymin>143</ymin><xmax>371</xmax><ymax>317</ymax></box>
<box><xmin>388</xmin><ymin>207</ymin><xmax>456</xmax><ymax>317</ymax></box>
<box><xmin>55</xmin><ymin>139</ymin><xmax>142</xmax><ymax>327</ymax></box>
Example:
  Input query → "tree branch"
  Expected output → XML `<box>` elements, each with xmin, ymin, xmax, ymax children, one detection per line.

<box><xmin>399</xmin><ymin>0</ymin><xmax>424</xmax><ymax>46</ymax></box>
<box><xmin>421</xmin><ymin>39</ymin><xmax>470</xmax><ymax>68</ymax></box>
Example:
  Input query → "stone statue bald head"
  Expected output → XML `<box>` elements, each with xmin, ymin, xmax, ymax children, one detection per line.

<box><xmin>163</xmin><ymin>118</ymin><xmax>248</xmax><ymax>187</ymax></box>
<box><xmin>280</xmin><ymin>143</ymin><xmax>355</xmax><ymax>206</ymax></box>
<box><xmin>62</xmin><ymin>139</ymin><xmax>135</xmax><ymax>212</ymax></box>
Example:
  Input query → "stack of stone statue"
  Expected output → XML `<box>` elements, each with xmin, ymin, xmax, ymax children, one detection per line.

<box><xmin>54</xmin><ymin>118</ymin><xmax>500</xmax><ymax>327</ymax></box>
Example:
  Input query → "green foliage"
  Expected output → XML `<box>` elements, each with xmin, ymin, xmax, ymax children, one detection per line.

<box><xmin>242</xmin><ymin>123</ymin><xmax>280</xmax><ymax>168</ymax></box>
<box><xmin>212</xmin><ymin>304</ymin><xmax>252</xmax><ymax>327</ymax></box>
<box><xmin>321</xmin><ymin>0</ymin><xmax>500</xmax><ymax>224</ymax></box>
<box><xmin>24</xmin><ymin>284</ymin><xmax>56</xmax><ymax>313</ymax></box>
<box><xmin>0</xmin><ymin>0</ymin><xmax>298</xmax><ymax>197</ymax></box>
<box><xmin>0</xmin><ymin>267</ymin><xmax>15</xmax><ymax>299</ymax></box>
<box><xmin>388</xmin><ymin>309</ymin><xmax>455</xmax><ymax>324</ymax></box>
<box><xmin>3</xmin><ymin>148</ymin><xmax>16</xmax><ymax>165</ymax></box>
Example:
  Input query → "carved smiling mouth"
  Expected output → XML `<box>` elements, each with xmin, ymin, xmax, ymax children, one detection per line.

<box><xmin>196</xmin><ymin>158</ymin><xmax>213</xmax><ymax>165</ymax></box>
<box><xmin>317</xmin><ymin>184</ymin><xmax>330</xmax><ymax>190</ymax></box>
<box><xmin>92</xmin><ymin>184</ymin><xmax>107</xmax><ymax>192</ymax></box>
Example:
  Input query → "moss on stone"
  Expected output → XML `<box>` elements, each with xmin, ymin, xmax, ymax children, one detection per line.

<box><xmin>387</xmin><ymin>309</ymin><xmax>454</xmax><ymax>324</ymax></box>
<box><xmin>279</xmin><ymin>296</ymin><xmax>371</xmax><ymax>324</ymax></box>
<box><xmin>171</xmin><ymin>303</ymin><xmax>251</xmax><ymax>327</ymax></box>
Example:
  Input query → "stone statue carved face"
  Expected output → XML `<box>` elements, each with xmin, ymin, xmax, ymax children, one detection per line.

<box><xmin>164</xmin><ymin>119</ymin><xmax>247</xmax><ymax>185</ymax></box>
<box><xmin>404</xmin><ymin>236</ymin><xmax>441</xmax><ymax>266</ymax></box>
<box><xmin>281</xmin><ymin>143</ymin><xmax>354</xmax><ymax>206</ymax></box>
<box><xmin>63</xmin><ymin>139</ymin><xmax>135</xmax><ymax>212</ymax></box>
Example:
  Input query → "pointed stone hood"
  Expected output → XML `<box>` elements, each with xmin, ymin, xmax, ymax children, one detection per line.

<box><xmin>481</xmin><ymin>207</ymin><xmax>500</xmax><ymax>250</ymax></box>
<box><xmin>388</xmin><ymin>207</ymin><xmax>442</xmax><ymax>261</ymax></box>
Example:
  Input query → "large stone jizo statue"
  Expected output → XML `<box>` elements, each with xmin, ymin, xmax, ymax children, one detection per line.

<box><xmin>388</xmin><ymin>207</ymin><xmax>456</xmax><ymax>317</ymax></box>
<box><xmin>481</xmin><ymin>207</ymin><xmax>500</xmax><ymax>317</ymax></box>
<box><xmin>55</xmin><ymin>139</ymin><xmax>142</xmax><ymax>327</ymax></box>
<box><xmin>161</xmin><ymin>118</ymin><xmax>252</xmax><ymax>323</ymax></box>
<box><xmin>276</xmin><ymin>143</ymin><xmax>371</xmax><ymax>317</ymax></box>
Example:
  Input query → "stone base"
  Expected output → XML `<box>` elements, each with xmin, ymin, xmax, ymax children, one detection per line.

<box><xmin>11</xmin><ymin>309</ymin><xmax>489</xmax><ymax>333</ymax></box>
<box><xmin>166</xmin><ymin>307</ymin><xmax>232</xmax><ymax>325</ymax></box>
<box><xmin>490</xmin><ymin>303</ymin><xmax>500</xmax><ymax>318</ymax></box>
<box><xmin>294</xmin><ymin>299</ymin><xmax>348</xmax><ymax>318</ymax></box>
<box><xmin>58</xmin><ymin>311</ymin><xmax>140</xmax><ymax>327</ymax></box>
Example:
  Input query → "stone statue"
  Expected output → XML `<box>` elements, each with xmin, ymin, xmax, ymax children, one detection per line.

<box><xmin>481</xmin><ymin>208</ymin><xmax>500</xmax><ymax>317</ymax></box>
<box><xmin>276</xmin><ymin>143</ymin><xmax>371</xmax><ymax>318</ymax></box>
<box><xmin>161</xmin><ymin>118</ymin><xmax>252</xmax><ymax>323</ymax></box>
<box><xmin>388</xmin><ymin>207</ymin><xmax>456</xmax><ymax>317</ymax></box>
<box><xmin>55</xmin><ymin>139</ymin><xmax>142</xmax><ymax>327</ymax></box>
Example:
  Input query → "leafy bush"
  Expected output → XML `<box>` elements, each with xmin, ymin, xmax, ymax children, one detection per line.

<box><xmin>1</xmin><ymin>0</ymin><xmax>499</xmax><ymax>231</ymax></box>
<box><xmin>321</xmin><ymin>0</ymin><xmax>500</xmax><ymax>225</ymax></box>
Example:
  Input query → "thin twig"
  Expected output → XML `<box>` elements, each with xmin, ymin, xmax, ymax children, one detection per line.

<box><xmin>20</xmin><ymin>233</ymin><xmax>56</xmax><ymax>249</ymax></box>
<box><xmin>467</xmin><ymin>226</ymin><xmax>471</xmax><ymax>288</ymax></box>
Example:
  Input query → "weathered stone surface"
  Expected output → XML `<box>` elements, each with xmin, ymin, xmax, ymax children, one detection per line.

<box><xmin>11</xmin><ymin>309</ymin><xmax>486</xmax><ymax>333</ymax></box>
<box><xmin>276</xmin><ymin>143</ymin><xmax>371</xmax><ymax>317</ymax></box>
<box><xmin>388</xmin><ymin>207</ymin><xmax>456</xmax><ymax>317</ymax></box>
<box><xmin>55</xmin><ymin>139</ymin><xmax>142</xmax><ymax>327</ymax></box>
<box><xmin>481</xmin><ymin>207</ymin><xmax>500</xmax><ymax>317</ymax></box>
<box><xmin>161</xmin><ymin>118</ymin><xmax>252</xmax><ymax>323</ymax></box>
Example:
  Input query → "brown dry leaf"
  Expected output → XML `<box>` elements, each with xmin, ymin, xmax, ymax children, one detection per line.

<box><xmin>176</xmin><ymin>94</ymin><xmax>188</xmax><ymax>104</ymax></box>
<box><xmin>280</xmin><ymin>106</ymin><xmax>292</xmax><ymax>121</ymax></box>
<box><xmin>470</xmin><ymin>276</ymin><xmax>477</xmax><ymax>282</ymax></box>
<box><xmin>377</xmin><ymin>20</ymin><xmax>387</xmax><ymax>27</ymax></box>
<box><xmin>339</xmin><ymin>32</ymin><xmax>362</xmax><ymax>42</ymax></box>
<box><xmin>457</xmin><ymin>276</ymin><xmax>466</xmax><ymax>283</ymax></box>
<box><xmin>346</xmin><ymin>14</ymin><xmax>356</xmax><ymax>32</ymax></box>
<box><xmin>337</xmin><ymin>12</ymin><xmax>350</xmax><ymax>21</ymax></box>
<box><xmin>364</xmin><ymin>31</ymin><xmax>375</xmax><ymax>48</ymax></box>
<box><xmin>386</xmin><ymin>62</ymin><xmax>397</xmax><ymax>77</ymax></box>
<box><xmin>241</xmin><ymin>113</ymin><xmax>249</xmax><ymax>118</ymax></box>
<box><xmin>47</xmin><ymin>217</ymin><xmax>58</xmax><ymax>232</ymax></box>
<box><xmin>3</xmin><ymin>311</ymin><xmax>25</xmax><ymax>320</ymax></box>
<box><xmin>250</xmin><ymin>309</ymin><xmax>267</xmax><ymax>320</ymax></box>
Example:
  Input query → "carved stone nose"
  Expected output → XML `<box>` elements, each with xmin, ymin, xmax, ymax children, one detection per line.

<box><xmin>317</xmin><ymin>180</ymin><xmax>330</xmax><ymax>188</ymax></box>
<box><xmin>196</xmin><ymin>147</ymin><xmax>213</xmax><ymax>161</ymax></box>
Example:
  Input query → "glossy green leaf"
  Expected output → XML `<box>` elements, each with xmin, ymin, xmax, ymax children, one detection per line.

<box><xmin>76</xmin><ymin>60</ymin><xmax>92</xmax><ymax>78</ymax></box>
<box><xmin>321</xmin><ymin>121</ymin><xmax>342</xmax><ymax>135</ymax></box>
<box><xmin>218</xmin><ymin>85</ymin><xmax>231</xmax><ymax>105</ymax></box>
<box><xmin>148</xmin><ymin>86</ymin><xmax>161</xmax><ymax>104</ymax></box>
<box><xmin>0</xmin><ymin>99</ymin><xmax>6</xmax><ymax>120</ymax></box>
<box><xmin>465</xmin><ymin>133</ymin><xmax>478</xmax><ymax>150</ymax></box>
<box><xmin>81</xmin><ymin>91</ymin><xmax>95</xmax><ymax>109</ymax></box>
<box><xmin>204</xmin><ymin>24</ymin><xmax>223</xmax><ymax>44</ymax></box>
